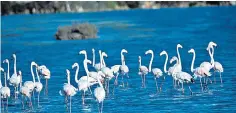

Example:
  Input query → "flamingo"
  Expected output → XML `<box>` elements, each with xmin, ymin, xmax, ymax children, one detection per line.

<box><xmin>6</xmin><ymin>55</ymin><xmax>20</xmax><ymax>99</ymax></box>
<box><xmin>23</xmin><ymin>61</ymin><xmax>37</xmax><ymax>104</ymax></box>
<box><xmin>119</xmin><ymin>49</ymin><xmax>129</xmax><ymax>87</ymax></box>
<box><xmin>159</xmin><ymin>50</ymin><xmax>169</xmax><ymax>91</ymax></box>
<box><xmin>0</xmin><ymin>70</ymin><xmax>11</xmax><ymax>110</ymax></box>
<box><xmin>208</xmin><ymin>42</ymin><xmax>224</xmax><ymax>85</ymax></box>
<box><xmin>94</xmin><ymin>71</ymin><xmax>106</xmax><ymax>113</ymax></box>
<box><xmin>59</xmin><ymin>69</ymin><xmax>77</xmax><ymax>113</ymax></box>
<box><xmin>35</xmin><ymin>66</ymin><xmax>43</xmax><ymax>106</ymax></box>
<box><xmin>100</xmin><ymin>52</ymin><xmax>114</xmax><ymax>94</ymax></box>
<box><xmin>72</xmin><ymin>61</ymin><xmax>97</xmax><ymax>105</ymax></box>
<box><xmin>200</xmin><ymin>42</ymin><xmax>217</xmax><ymax>72</ymax></box>
<box><xmin>175</xmin><ymin>71</ymin><xmax>194</xmax><ymax>95</ymax></box>
<box><xmin>138</xmin><ymin>56</ymin><xmax>148</xmax><ymax>88</ymax></box>
<box><xmin>0</xmin><ymin>67</ymin><xmax>5</xmax><ymax>107</ymax></box>
<box><xmin>188</xmin><ymin>48</ymin><xmax>211</xmax><ymax>92</ymax></box>
<box><xmin>37</xmin><ymin>65</ymin><xmax>50</xmax><ymax>95</ymax></box>
<box><xmin>145</xmin><ymin>50</ymin><xmax>163</xmax><ymax>92</ymax></box>
<box><xmin>167</xmin><ymin>56</ymin><xmax>180</xmax><ymax>87</ymax></box>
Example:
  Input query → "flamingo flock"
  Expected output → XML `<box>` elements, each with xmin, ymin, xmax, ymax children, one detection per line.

<box><xmin>0</xmin><ymin>41</ymin><xmax>224</xmax><ymax>113</ymax></box>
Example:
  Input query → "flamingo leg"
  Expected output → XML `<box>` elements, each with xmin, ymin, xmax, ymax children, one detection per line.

<box><xmin>82</xmin><ymin>91</ymin><xmax>85</xmax><ymax>105</ymax></box>
<box><xmin>88</xmin><ymin>86</ymin><xmax>93</xmax><ymax>95</ymax></box>
<box><xmin>114</xmin><ymin>73</ymin><xmax>119</xmax><ymax>86</ymax></box>
<box><xmin>200</xmin><ymin>78</ymin><xmax>203</xmax><ymax>92</ymax></box>
<box><xmin>97</xmin><ymin>102</ymin><xmax>101</xmax><ymax>113</ymax></box>
<box><xmin>126</xmin><ymin>73</ymin><xmax>129</xmax><ymax>87</ymax></box>
<box><xmin>70</xmin><ymin>96</ymin><xmax>72</xmax><ymax>113</ymax></box>
<box><xmin>21</xmin><ymin>95</ymin><xmax>25</xmax><ymax>109</ymax></box>
<box><xmin>154</xmin><ymin>77</ymin><xmax>158</xmax><ymax>93</ymax></box>
<box><xmin>160</xmin><ymin>76</ymin><xmax>165</xmax><ymax>92</ymax></box>
<box><xmin>143</xmin><ymin>75</ymin><xmax>146</xmax><ymax>88</ymax></box>
<box><xmin>214</xmin><ymin>71</ymin><xmax>216</xmax><ymax>84</ymax></box>
<box><xmin>181</xmin><ymin>83</ymin><xmax>184</xmax><ymax>94</ymax></box>
<box><xmin>141</xmin><ymin>75</ymin><xmax>144</xmax><ymax>87</ymax></box>
<box><xmin>189</xmin><ymin>86</ymin><xmax>193</xmax><ymax>95</ymax></box>
<box><xmin>220</xmin><ymin>72</ymin><xmax>223</xmax><ymax>87</ymax></box>
<box><xmin>6</xmin><ymin>97</ymin><xmax>8</xmax><ymax>110</ymax></box>
<box><xmin>14</xmin><ymin>87</ymin><xmax>17</xmax><ymax>100</ymax></box>
<box><xmin>38</xmin><ymin>92</ymin><xmax>40</xmax><ymax>107</ymax></box>
<box><xmin>107</xmin><ymin>80</ymin><xmax>110</xmax><ymax>95</ymax></box>
<box><xmin>122</xmin><ymin>74</ymin><xmax>124</xmax><ymax>87</ymax></box>
<box><xmin>101</xmin><ymin>101</ymin><xmax>103</xmax><ymax>113</ymax></box>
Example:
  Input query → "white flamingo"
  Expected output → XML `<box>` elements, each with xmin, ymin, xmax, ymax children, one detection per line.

<box><xmin>94</xmin><ymin>71</ymin><xmax>106</xmax><ymax>113</ymax></box>
<box><xmin>138</xmin><ymin>56</ymin><xmax>148</xmax><ymax>88</ymax></box>
<box><xmin>119</xmin><ymin>49</ymin><xmax>129</xmax><ymax>87</ymax></box>
<box><xmin>23</xmin><ymin>61</ymin><xmax>37</xmax><ymax>103</ymax></box>
<box><xmin>72</xmin><ymin>61</ymin><xmax>97</xmax><ymax>105</ymax></box>
<box><xmin>208</xmin><ymin>42</ymin><xmax>224</xmax><ymax>85</ymax></box>
<box><xmin>35</xmin><ymin>66</ymin><xmax>43</xmax><ymax>106</ymax></box>
<box><xmin>59</xmin><ymin>69</ymin><xmax>77</xmax><ymax>113</ymax></box>
<box><xmin>37</xmin><ymin>65</ymin><xmax>50</xmax><ymax>95</ymax></box>
<box><xmin>0</xmin><ymin>70</ymin><xmax>11</xmax><ymax>109</ymax></box>
<box><xmin>100</xmin><ymin>52</ymin><xmax>114</xmax><ymax>94</ymax></box>
<box><xmin>145</xmin><ymin>50</ymin><xmax>163</xmax><ymax>92</ymax></box>
<box><xmin>159</xmin><ymin>50</ymin><xmax>169</xmax><ymax>91</ymax></box>
<box><xmin>176</xmin><ymin>71</ymin><xmax>194</xmax><ymax>94</ymax></box>
<box><xmin>188</xmin><ymin>48</ymin><xmax>211</xmax><ymax>92</ymax></box>
<box><xmin>200</xmin><ymin>42</ymin><xmax>217</xmax><ymax>72</ymax></box>
<box><xmin>8</xmin><ymin>55</ymin><xmax>21</xmax><ymax>99</ymax></box>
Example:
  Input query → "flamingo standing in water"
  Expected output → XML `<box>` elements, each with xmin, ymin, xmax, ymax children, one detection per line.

<box><xmin>94</xmin><ymin>71</ymin><xmax>106</xmax><ymax>113</ymax></box>
<box><xmin>207</xmin><ymin>42</ymin><xmax>224</xmax><ymax>85</ymax></box>
<box><xmin>145</xmin><ymin>50</ymin><xmax>163</xmax><ymax>92</ymax></box>
<box><xmin>0</xmin><ymin>71</ymin><xmax>11</xmax><ymax>110</ymax></box>
<box><xmin>119</xmin><ymin>49</ymin><xmax>129</xmax><ymax>87</ymax></box>
<box><xmin>37</xmin><ymin>65</ymin><xmax>50</xmax><ymax>95</ymax></box>
<box><xmin>23</xmin><ymin>61</ymin><xmax>37</xmax><ymax>107</ymax></box>
<box><xmin>59</xmin><ymin>69</ymin><xmax>77</xmax><ymax>113</ymax></box>
<box><xmin>8</xmin><ymin>55</ymin><xmax>21</xmax><ymax>99</ymax></box>
<box><xmin>138</xmin><ymin>56</ymin><xmax>148</xmax><ymax>88</ymax></box>
<box><xmin>35</xmin><ymin>66</ymin><xmax>43</xmax><ymax>106</ymax></box>
<box><xmin>188</xmin><ymin>48</ymin><xmax>211</xmax><ymax>92</ymax></box>
<box><xmin>72</xmin><ymin>60</ymin><xmax>97</xmax><ymax>105</ymax></box>
<box><xmin>159</xmin><ymin>50</ymin><xmax>169</xmax><ymax>91</ymax></box>
<box><xmin>18</xmin><ymin>70</ymin><xmax>32</xmax><ymax>109</ymax></box>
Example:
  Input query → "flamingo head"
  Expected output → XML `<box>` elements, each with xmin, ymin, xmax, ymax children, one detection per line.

<box><xmin>72</xmin><ymin>63</ymin><xmax>79</xmax><ymax>69</ymax></box>
<box><xmin>18</xmin><ymin>70</ymin><xmax>22</xmax><ymax>76</ymax></box>
<box><xmin>0</xmin><ymin>67</ymin><xmax>4</xmax><ymax>72</ymax></box>
<box><xmin>138</xmin><ymin>56</ymin><xmax>141</xmax><ymax>62</ymax></box>
<box><xmin>121</xmin><ymin>49</ymin><xmax>128</xmax><ymax>54</ymax></box>
<box><xmin>66</xmin><ymin>69</ymin><xmax>70</xmax><ymax>76</ymax></box>
<box><xmin>79</xmin><ymin>50</ymin><xmax>86</xmax><ymax>55</ymax></box>
<box><xmin>160</xmin><ymin>50</ymin><xmax>167</xmax><ymax>56</ymax></box>
<box><xmin>3</xmin><ymin>59</ymin><xmax>9</xmax><ymax>63</ymax></box>
<box><xmin>145</xmin><ymin>50</ymin><xmax>153</xmax><ymax>55</ymax></box>
<box><xmin>188</xmin><ymin>48</ymin><xmax>195</xmax><ymax>53</ymax></box>
<box><xmin>207</xmin><ymin>41</ymin><xmax>217</xmax><ymax>51</ymax></box>
<box><xmin>177</xmin><ymin>44</ymin><xmax>183</xmax><ymax>49</ymax></box>
<box><xmin>31</xmin><ymin>61</ymin><xmax>38</xmax><ymax>67</ymax></box>
<box><xmin>85</xmin><ymin>59</ymin><xmax>92</xmax><ymax>65</ymax></box>
<box><xmin>92</xmin><ymin>48</ymin><xmax>95</xmax><ymax>53</ymax></box>
<box><xmin>102</xmin><ymin>52</ymin><xmax>108</xmax><ymax>58</ymax></box>
<box><xmin>13</xmin><ymin>54</ymin><xmax>16</xmax><ymax>58</ymax></box>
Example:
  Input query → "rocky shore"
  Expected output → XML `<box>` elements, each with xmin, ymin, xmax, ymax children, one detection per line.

<box><xmin>2</xmin><ymin>1</ymin><xmax>236</xmax><ymax>16</ymax></box>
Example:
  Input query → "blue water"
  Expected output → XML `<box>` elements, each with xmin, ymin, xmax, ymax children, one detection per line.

<box><xmin>1</xmin><ymin>6</ymin><xmax>236</xmax><ymax>113</ymax></box>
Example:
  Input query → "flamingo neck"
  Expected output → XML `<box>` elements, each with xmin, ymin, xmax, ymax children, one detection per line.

<box><xmin>35</xmin><ymin>68</ymin><xmax>41</xmax><ymax>83</ymax></box>
<box><xmin>92</xmin><ymin>51</ymin><xmax>95</xmax><ymax>67</ymax></box>
<box><xmin>210</xmin><ymin>47</ymin><xmax>215</xmax><ymax>67</ymax></box>
<box><xmin>139</xmin><ymin>57</ymin><xmax>142</xmax><ymax>68</ymax></box>
<box><xmin>67</xmin><ymin>73</ymin><xmax>70</xmax><ymax>85</ymax></box>
<box><xmin>148</xmin><ymin>52</ymin><xmax>153</xmax><ymax>72</ymax></box>
<box><xmin>4</xmin><ymin>72</ymin><xmax>7</xmax><ymax>87</ymax></box>
<box><xmin>177</xmin><ymin>46</ymin><xmax>182</xmax><ymax>69</ymax></box>
<box><xmin>99</xmin><ymin>51</ymin><xmax>102</xmax><ymax>68</ymax></box>
<box><xmin>163</xmin><ymin>53</ymin><xmax>168</xmax><ymax>73</ymax></box>
<box><xmin>97</xmin><ymin>72</ymin><xmax>104</xmax><ymax>89</ymax></box>
<box><xmin>7</xmin><ymin>61</ymin><xmax>10</xmax><ymax>80</ymax></box>
<box><xmin>14</xmin><ymin>56</ymin><xmax>17</xmax><ymax>75</ymax></box>
<box><xmin>74</xmin><ymin>65</ymin><xmax>79</xmax><ymax>83</ymax></box>
<box><xmin>31</xmin><ymin>63</ymin><xmax>36</xmax><ymax>84</ymax></box>
<box><xmin>83</xmin><ymin>60</ymin><xmax>89</xmax><ymax>76</ymax></box>
<box><xmin>102</xmin><ymin>56</ymin><xmax>106</xmax><ymax>67</ymax></box>
<box><xmin>190</xmin><ymin>51</ymin><xmax>196</xmax><ymax>72</ymax></box>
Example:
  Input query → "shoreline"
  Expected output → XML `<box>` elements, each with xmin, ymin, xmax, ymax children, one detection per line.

<box><xmin>2</xmin><ymin>1</ymin><xmax>236</xmax><ymax>16</ymax></box>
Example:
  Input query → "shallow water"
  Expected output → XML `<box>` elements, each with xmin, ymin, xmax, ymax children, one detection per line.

<box><xmin>1</xmin><ymin>6</ymin><xmax>236</xmax><ymax>113</ymax></box>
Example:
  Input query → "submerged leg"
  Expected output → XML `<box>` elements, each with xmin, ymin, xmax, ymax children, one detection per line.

<box><xmin>160</xmin><ymin>76</ymin><xmax>165</xmax><ymax>92</ymax></box>
<box><xmin>70</xmin><ymin>96</ymin><xmax>72</xmax><ymax>113</ymax></box>
<box><xmin>122</xmin><ymin>75</ymin><xmax>124</xmax><ymax>87</ymax></box>
<box><xmin>21</xmin><ymin>95</ymin><xmax>25</xmax><ymax>109</ymax></box>
<box><xmin>154</xmin><ymin>77</ymin><xmax>158</xmax><ymax>93</ymax></box>
<box><xmin>82</xmin><ymin>91</ymin><xmax>85</xmax><ymax>105</ymax></box>
<box><xmin>189</xmin><ymin>86</ymin><xmax>193</xmax><ymax>95</ymax></box>
<box><xmin>126</xmin><ymin>73</ymin><xmax>129</xmax><ymax>87</ymax></box>
<box><xmin>101</xmin><ymin>101</ymin><xmax>103</xmax><ymax>113</ymax></box>
<box><xmin>182</xmin><ymin>83</ymin><xmax>184</xmax><ymax>94</ymax></box>
<box><xmin>214</xmin><ymin>71</ymin><xmax>216</xmax><ymax>84</ymax></box>
<box><xmin>141</xmin><ymin>75</ymin><xmax>144</xmax><ymax>87</ymax></box>
<box><xmin>38</xmin><ymin>92</ymin><xmax>40</xmax><ymax>107</ymax></box>
<box><xmin>143</xmin><ymin>75</ymin><xmax>146</xmax><ymax>88</ymax></box>
<box><xmin>220</xmin><ymin>72</ymin><xmax>223</xmax><ymax>87</ymax></box>
<box><xmin>200</xmin><ymin>78</ymin><xmax>203</xmax><ymax>92</ymax></box>
<box><xmin>114</xmin><ymin>73</ymin><xmax>119</xmax><ymax>86</ymax></box>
